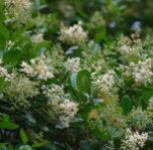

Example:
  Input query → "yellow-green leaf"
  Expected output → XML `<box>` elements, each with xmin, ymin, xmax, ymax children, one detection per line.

<box><xmin>87</xmin><ymin>109</ymin><xmax>98</xmax><ymax>121</ymax></box>
<box><xmin>20</xmin><ymin>128</ymin><xmax>28</xmax><ymax>145</ymax></box>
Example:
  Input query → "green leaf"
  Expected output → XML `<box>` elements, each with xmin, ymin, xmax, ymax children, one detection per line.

<box><xmin>22</xmin><ymin>43</ymin><xmax>32</xmax><ymax>54</ymax></box>
<box><xmin>19</xmin><ymin>145</ymin><xmax>32</xmax><ymax>150</ymax></box>
<box><xmin>91</xmin><ymin>127</ymin><xmax>110</xmax><ymax>141</ymax></box>
<box><xmin>35</xmin><ymin>41</ymin><xmax>50</xmax><ymax>51</ymax></box>
<box><xmin>114</xmin><ymin>139</ymin><xmax>122</xmax><ymax>150</ymax></box>
<box><xmin>94</xmin><ymin>25</ymin><xmax>106</xmax><ymax>43</ymax></box>
<box><xmin>0</xmin><ymin>143</ymin><xmax>8</xmax><ymax>147</ymax></box>
<box><xmin>8</xmin><ymin>144</ymin><xmax>14</xmax><ymax>150</ymax></box>
<box><xmin>120</xmin><ymin>95</ymin><xmax>131</xmax><ymax>115</ymax></box>
<box><xmin>31</xmin><ymin>142</ymin><xmax>50</xmax><ymax>148</ymax></box>
<box><xmin>0</xmin><ymin>12</ymin><xmax>6</xmax><ymax>23</ymax></box>
<box><xmin>10</xmin><ymin>38</ymin><xmax>26</xmax><ymax>51</ymax></box>
<box><xmin>77</xmin><ymin>92</ymin><xmax>87</xmax><ymax>103</ymax></box>
<box><xmin>99</xmin><ymin>133</ymin><xmax>110</xmax><ymax>141</ymax></box>
<box><xmin>0</xmin><ymin>77</ymin><xmax>4</xmax><ymax>94</ymax></box>
<box><xmin>29</xmin><ymin>48</ymin><xmax>37</xmax><ymax>58</ymax></box>
<box><xmin>65</xmin><ymin>143</ymin><xmax>72</xmax><ymax>150</ymax></box>
<box><xmin>0</xmin><ymin>0</ymin><xmax>3</xmax><ymax>11</ymax></box>
<box><xmin>20</xmin><ymin>128</ymin><xmax>28</xmax><ymax>145</ymax></box>
<box><xmin>142</xmin><ymin>91</ymin><xmax>153</xmax><ymax>105</ymax></box>
<box><xmin>79</xmin><ymin>140</ymin><xmax>91</xmax><ymax>150</ymax></box>
<box><xmin>77</xmin><ymin>70</ymin><xmax>91</xmax><ymax>94</ymax></box>
<box><xmin>0</xmin><ymin>23</ymin><xmax>9</xmax><ymax>41</ymax></box>
<box><xmin>44</xmin><ymin>143</ymin><xmax>57</xmax><ymax>150</ymax></box>
<box><xmin>70</xmin><ymin>73</ymin><xmax>78</xmax><ymax>91</ymax></box>
<box><xmin>0</xmin><ymin>33</ymin><xmax>6</xmax><ymax>50</ymax></box>
<box><xmin>3</xmin><ymin>114</ymin><xmax>9</xmax><ymax>121</ymax></box>
<box><xmin>0</xmin><ymin>122</ymin><xmax>19</xmax><ymax>130</ymax></box>
<box><xmin>11</xmin><ymin>29</ymin><xmax>25</xmax><ymax>42</ymax></box>
<box><xmin>3</xmin><ymin>50</ymin><xmax>21</xmax><ymax>64</ymax></box>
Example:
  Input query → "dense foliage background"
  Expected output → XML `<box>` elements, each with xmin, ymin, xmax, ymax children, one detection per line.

<box><xmin>1</xmin><ymin>0</ymin><xmax>153</xmax><ymax>150</ymax></box>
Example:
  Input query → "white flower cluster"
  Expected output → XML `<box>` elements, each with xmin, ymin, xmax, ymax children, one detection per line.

<box><xmin>32</xmin><ymin>34</ymin><xmax>44</xmax><ymax>45</ymax></box>
<box><xmin>4</xmin><ymin>0</ymin><xmax>32</xmax><ymax>18</ymax></box>
<box><xmin>58</xmin><ymin>99</ymin><xmax>79</xmax><ymax>127</ymax></box>
<box><xmin>58</xmin><ymin>22</ymin><xmax>87</xmax><ymax>47</ymax></box>
<box><xmin>87</xmin><ymin>11</ymin><xmax>105</xmax><ymax>29</ymax></box>
<box><xmin>65</xmin><ymin>57</ymin><xmax>81</xmax><ymax>73</ymax></box>
<box><xmin>6</xmin><ymin>72</ymin><xmax>39</xmax><ymax>109</ymax></box>
<box><xmin>119</xmin><ymin>45</ymin><xmax>140</xmax><ymax>57</ymax></box>
<box><xmin>120</xmin><ymin>58</ymin><xmax>153</xmax><ymax>85</ymax></box>
<box><xmin>21</xmin><ymin>54</ymin><xmax>54</xmax><ymax>80</ymax></box>
<box><xmin>91</xmin><ymin>70</ymin><xmax>117</xmax><ymax>94</ymax></box>
<box><xmin>0</xmin><ymin>59</ymin><xmax>12</xmax><ymax>81</ymax></box>
<box><xmin>42</xmin><ymin>84</ymin><xmax>78</xmax><ymax>128</ymax></box>
<box><xmin>58</xmin><ymin>1</ymin><xmax>75</xmax><ymax>18</ymax></box>
<box><xmin>120</xmin><ymin>128</ymin><xmax>148</xmax><ymax>150</ymax></box>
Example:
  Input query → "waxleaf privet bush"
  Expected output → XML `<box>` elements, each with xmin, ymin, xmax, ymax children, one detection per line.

<box><xmin>0</xmin><ymin>0</ymin><xmax>153</xmax><ymax>150</ymax></box>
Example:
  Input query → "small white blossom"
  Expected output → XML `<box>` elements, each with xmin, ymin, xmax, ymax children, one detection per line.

<box><xmin>43</xmin><ymin>84</ymin><xmax>78</xmax><ymax>128</ymax></box>
<box><xmin>4</xmin><ymin>0</ymin><xmax>32</xmax><ymax>18</ymax></box>
<box><xmin>65</xmin><ymin>57</ymin><xmax>81</xmax><ymax>73</ymax></box>
<box><xmin>121</xmin><ymin>58</ymin><xmax>153</xmax><ymax>86</ymax></box>
<box><xmin>120</xmin><ymin>129</ymin><xmax>148</xmax><ymax>150</ymax></box>
<box><xmin>58</xmin><ymin>22</ymin><xmax>87</xmax><ymax>46</ymax></box>
<box><xmin>92</xmin><ymin>70</ymin><xmax>118</xmax><ymax>94</ymax></box>
<box><xmin>32</xmin><ymin>34</ymin><xmax>44</xmax><ymax>45</ymax></box>
<box><xmin>21</xmin><ymin>54</ymin><xmax>54</xmax><ymax>81</ymax></box>
<box><xmin>0</xmin><ymin>59</ymin><xmax>12</xmax><ymax>81</ymax></box>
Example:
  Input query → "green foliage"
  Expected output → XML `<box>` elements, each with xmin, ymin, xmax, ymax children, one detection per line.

<box><xmin>0</xmin><ymin>122</ymin><xmax>19</xmax><ymax>130</ymax></box>
<box><xmin>120</xmin><ymin>95</ymin><xmax>132</xmax><ymax>115</ymax></box>
<box><xmin>11</xmin><ymin>29</ymin><xmax>25</xmax><ymax>42</ymax></box>
<box><xmin>3</xmin><ymin>50</ymin><xmax>21</xmax><ymax>64</ymax></box>
<box><xmin>20</xmin><ymin>129</ymin><xmax>28</xmax><ymax>145</ymax></box>
<box><xmin>0</xmin><ymin>0</ymin><xmax>3</xmax><ymax>12</ymax></box>
<box><xmin>77</xmin><ymin>70</ymin><xmax>91</xmax><ymax>95</ymax></box>
<box><xmin>0</xmin><ymin>23</ymin><xmax>9</xmax><ymax>41</ymax></box>
<box><xmin>0</xmin><ymin>77</ymin><xmax>4</xmax><ymax>94</ymax></box>
<box><xmin>0</xmin><ymin>12</ymin><xmax>6</xmax><ymax>23</ymax></box>
<box><xmin>0</xmin><ymin>0</ymin><xmax>153</xmax><ymax>150</ymax></box>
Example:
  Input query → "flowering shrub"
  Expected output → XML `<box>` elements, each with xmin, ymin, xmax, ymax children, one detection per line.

<box><xmin>1</xmin><ymin>0</ymin><xmax>153</xmax><ymax>150</ymax></box>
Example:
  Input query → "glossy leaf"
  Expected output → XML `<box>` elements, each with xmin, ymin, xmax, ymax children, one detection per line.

<box><xmin>11</xmin><ymin>29</ymin><xmax>25</xmax><ymax>42</ymax></box>
<box><xmin>35</xmin><ymin>41</ymin><xmax>50</xmax><ymax>51</ymax></box>
<box><xmin>77</xmin><ymin>70</ymin><xmax>91</xmax><ymax>94</ymax></box>
<box><xmin>0</xmin><ymin>122</ymin><xmax>19</xmax><ymax>130</ymax></box>
<box><xmin>3</xmin><ymin>50</ymin><xmax>21</xmax><ymax>64</ymax></box>
<box><xmin>94</xmin><ymin>25</ymin><xmax>106</xmax><ymax>43</ymax></box>
<box><xmin>0</xmin><ymin>23</ymin><xmax>9</xmax><ymax>41</ymax></box>
<box><xmin>0</xmin><ymin>77</ymin><xmax>4</xmax><ymax>94</ymax></box>
<box><xmin>8</xmin><ymin>144</ymin><xmax>14</xmax><ymax>150</ymax></box>
<box><xmin>0</xmin><ymin>33</ymin><xmax>6</xmax><ymax>50</ymax></box>
<box><xmin>0</xmin><ymin>143</ymin><xmax>8</xmax><ymax>147</ymax></box>
<box><xmin>44</xmin><ymin>143</ymin><xmax>57</xmax><ymax>150</ymax></box>
<box><xmin>22</xmin><ymin>43</ymin><xmax>32</xmax><ymax>54</ymax></box>
<box><xmin>120</xmin><ymin>95</ymin><xmax>131</xmax><ymax>115</ymax></box>
<box><xmin>0</xmin><ymin>0</ymin><xmax>3</xmax><ymax>11</ymax></box>
<box><xmin>70</xmin><ymin>73</ymin><xmax>78</xmax><ymax>91</ymax></box>
<box><xmin>20</xmin><ymin>128</ymin><xmax>28</xmax><ymax>145</ymax></box>
<box><xmin>31</xmin><ymin>142</ymin><xmax>50</xmax><ymax>148</ymax></box>
<box><xmin>19</xmin><ymin>145</ymin><xmax>32</xmax><ymax>150</ymax></box>
<box><xmin>3</xmin><ymin>114</ymin><xmax>9</xmax><ymax>121</ymax></box>
<box><xmin>0</xmin><ymin>12</ymin><xmax>6</xmax><ymax>23</ymax></box>
<box><xmin>79</xmin><ymin>140</ymin><xmax>91</xmax><ymax>150</ymax></box>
